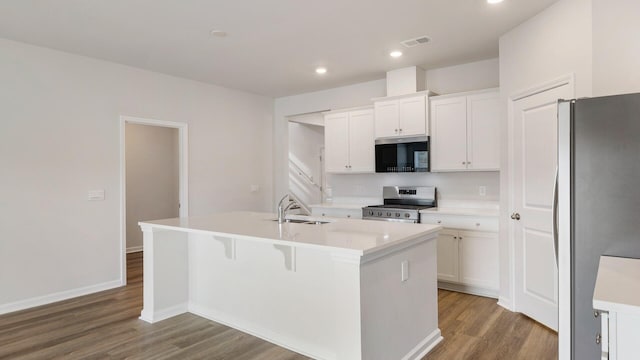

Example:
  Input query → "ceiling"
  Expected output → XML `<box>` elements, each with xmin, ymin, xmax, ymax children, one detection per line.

<box><xmin>0</xmin><ymin>0</ymin><xmax>558</xmax><ymax>97</ymax></box>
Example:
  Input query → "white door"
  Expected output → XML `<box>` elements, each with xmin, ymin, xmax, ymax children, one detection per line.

<box><xmin>430</xmin><ymin>96</ymin><xmax>467</xmax><ymax>171</ymax></box>
<box><xmin>374</xmin><ymin>100</ymin><xmax>399</xmax><ymax>138</ymax></box>
<box><xmin>347</xmin><ymin>109</ymin><xmax>375</xmax><ymax>173</ymax></box>
<box><xmin>511</xmin><ymin>84</ymin><xmax>572</xmax><ymax>331</ymax></box>
<box><xmin>323</xmin><ymin>112</ymin><xmax>350</xmax><ymax>173</ymax></box>
<box><xmin>436</xmin><ymin>230</ymin><xmax>459</xmax><ymax>283</ymax></box>
<box><xmin>399</xmin><ymin>95</ymin><xmax>426</xmax><ymax>136</ymax></box>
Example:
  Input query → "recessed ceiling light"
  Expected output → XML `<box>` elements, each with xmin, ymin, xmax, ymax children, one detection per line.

<box><xmin>210</xmin><ymin>29</ymin><xmax>228</xmax><ymax>37</ymax></box>
<box><xmin>487</xmin><ymin>0</ymin><xmax>504</xmax><ymax>4</ymax></box>
<box><xmin>390</xmin><ymin>51</ymin><xmax>403</xmax><ymax>58</ymax></box>
<box><xmin>315</xmin><ymin>67</ymin><xmax>327</xmax><ymax>74</ymax></box>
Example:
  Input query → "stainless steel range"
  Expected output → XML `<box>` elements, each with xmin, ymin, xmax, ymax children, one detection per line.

<box><xmin>362</xmin><ymin>186</ymin><xmax>437</xmax><ymax>223</ymax></box>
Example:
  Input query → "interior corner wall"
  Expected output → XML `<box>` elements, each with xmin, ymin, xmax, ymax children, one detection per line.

<box><xmin>0</xmin><ymin>38</ymin><xmax>274</xmax><ymax>313</ymax></box>
<box><xmin>498</xmin><ymin>0</ymin><xmax>593</xmax><ymax>309</ymax></box>
<box><xmin>592</xmin><ymin>0</ymin><xmax>640</xmax><ymax>96</ymax></box>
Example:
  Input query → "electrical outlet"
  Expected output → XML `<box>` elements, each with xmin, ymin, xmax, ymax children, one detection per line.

<box><xmin>479</xmin><ymin>186</ymin><xmax>487</xmax><ymax>197</ymax></box>
<box><xmin>88</xmin><ymin>189</ymin><xmax>105</xmax><ymax>201</ymax></box>
<box><xmin>401</xmin><ymin>260</ymin><xmax>409</xmax><ymax>282</ymax></box>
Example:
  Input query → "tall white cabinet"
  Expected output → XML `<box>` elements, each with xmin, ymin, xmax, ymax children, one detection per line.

<box><xmin>430</xmin><ymin>89</ymin><xmax>500</xmax><ymax>172</ymax></box>
<box><xmin>324</xmin><ymin>107</ymin><xmax>375</xmax><ymax>173</ymax></box>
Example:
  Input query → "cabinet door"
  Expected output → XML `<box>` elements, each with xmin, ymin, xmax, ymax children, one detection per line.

<box><xmin>374</xmin><ymin>100</ymin><xmax>399</xmax><ymax>138</ymax></box>
<box><xmin>436</xmin><ymin>229</ymin><xmax>460</xmax><ymax>283</ymax></box>
<box><xmin>467</xmin><ymin>92</ymin><xmax>500</xmax><ymax>170</ymax></box>
<box><xmin>347</xmin><ymin>109</ymin><xmax>375</xmax><ymax>173</ymax></box>
<box><xmin>458</xmin><ymin>230</ymin><xmax>499</xmax><ymax>290</ymax></box>
<box><xmin>324</xmin><ymin>112</ymin><xmax>350</xmax><ymax>173</ymax></box>
<box><xmin>399</xmin><ymin>95</ymin><xmax>427</xmax><ymax>136</ymax></box>
<box><xmin>430</xmin><ymin>97</ymin><xmax>468</xmax><ymax>171</ymax></box>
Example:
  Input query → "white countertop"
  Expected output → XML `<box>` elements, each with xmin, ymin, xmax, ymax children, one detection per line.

<box><xmin>309</xmin><ymin>202</ymin><xmax>367</xmax><ymax>210</ymax></box>
<box><xmin>593</xmin><ymin>256</ymin><xmax>640</xmax><ymax>314</ymax></box>
<box><xmin>139</xmin><ymin>212</ymin><xmax>441</xmax><ymax>258</ymax></box>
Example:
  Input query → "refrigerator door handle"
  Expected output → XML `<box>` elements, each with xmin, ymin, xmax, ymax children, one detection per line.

<box><xmin>552</xmin><ymin>166</ymin><xmax>559</xmax><ymax>267</ymax></box>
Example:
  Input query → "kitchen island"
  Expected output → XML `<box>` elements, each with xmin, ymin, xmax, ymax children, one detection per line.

<box><xmin>138</xmin><ymin>212</ymin><xmax>442</xmax><ymax>360</ymax></box>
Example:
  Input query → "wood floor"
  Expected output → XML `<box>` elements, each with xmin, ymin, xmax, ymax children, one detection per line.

<box><xmin>0</xmin><ymin>252</ymin><xmax>557</xmax><ymax>359</ymax></box>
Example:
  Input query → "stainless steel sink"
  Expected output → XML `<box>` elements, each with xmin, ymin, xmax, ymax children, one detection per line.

<box><xmin>271</xmin><ymin>219</ymin><xmax>329</xmax><ymax>225</ymax></box>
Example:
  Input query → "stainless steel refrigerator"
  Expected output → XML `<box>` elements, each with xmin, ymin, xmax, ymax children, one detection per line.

<box><xmin>557</xmin><ymin>93</ymin><xmax>640</xmax><ymax>359</ymax></box>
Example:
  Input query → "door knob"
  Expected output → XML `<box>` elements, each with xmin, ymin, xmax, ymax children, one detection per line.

<box><xmin>511</xmin><ymin>212</ymin><xmax>521</xmax><ymax>220</ymax></box>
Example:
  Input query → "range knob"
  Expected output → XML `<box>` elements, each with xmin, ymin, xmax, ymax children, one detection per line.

<box><xmin>396</xmin><ymin>213</ymin><xmax>401</xmax><ymax>218</ymax></box>
<box><xmin>377</xmin><ymin>211</ymin><xmax>382</xmax><ymax>216</ymax></box>
<box><xmin>404</xmin><ymin>213</ymin><xmax>410</xmax><ymax>218</ymax></box>
<box><xmin>386</xmin><ymin>212</ymin><xmax>392</xmax><ymax>217</ymax></box>
<box><xmin>368</xmin><ymin>210</ymin><xmax>374</xmax><ymax>216</ymax></box>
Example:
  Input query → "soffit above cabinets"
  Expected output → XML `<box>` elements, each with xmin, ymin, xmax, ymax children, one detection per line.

<box><xmin>0</xmin><ymin>0</ymin><xmax>558</xmax><ymax>97</ymax></box>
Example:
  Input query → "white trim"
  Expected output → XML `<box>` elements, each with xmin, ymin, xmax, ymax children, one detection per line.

<box><xmin>0</xmin><ymin>280</ymin><xmax>122</xmax><ymax>315</ymax></box>
<box><xmin>401</xmin><ymin>329</ymin><xmax>443</xmax><ymax>360</ymax></box>
<box><xmin>126</xmin><ymin>246</ymin><xmax>143</xmax><ymax>254</ymax></box>
<box><xmin>506</xmin><ymin>73</ymin><xmax>574</xmax><ymax>314</ymax></box>
<box><xmin>437</xmin><ymin>281</ymin><xmax>499</xmax><ymax>299</ymax></box>
<box><xmin>498</xmin><ymin>296</ymin><xmax>514</xmax><ymax>311</ymax></box>
<box><xmin>139</xmin><ymin>302</ymin><xmax>188</xmax><ymax>323</ymax></box>
<box><xmin>119</xmin><ymin>116</ymin><xmax>189</xmax><ymax>287</ymax></box>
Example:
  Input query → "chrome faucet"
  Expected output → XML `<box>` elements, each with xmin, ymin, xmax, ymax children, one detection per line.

<box><xmin>277</xmin><ymin>194</ymin><xmax>299</xmax><ymax>223</ymax></box>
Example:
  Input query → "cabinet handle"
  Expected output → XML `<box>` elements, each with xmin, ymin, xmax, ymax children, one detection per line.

<box><xmin>347</xmin><ymin>215</ymin><xmax>351</xmax><ymax>218</ymax></box>
<box><xmin>476</xmin><ymin>223</ymin><xmax>480</xmax><ymax>227</ymax></box>
<box><xmin>453</xmin><ymin>236</ymin><xmax>457</xmax><ymax>239</ymax></box>
<box><xmin>437</xmin><ymin>220</ymin><xmax>442</xmax><ymax>224</ymax></box>
<box><xmin>595</xmin><ymin>334</ymin><xmax>601</xmax><ymax>345</ymax></box>
<box><xmin>459</xmin><ymin>237</ymin><xmax>463</xmax><ymax>240</ymax></box>
<box><xmin>511</xmin><ymin>212</ymin><xmax>521</xmax><ymax>220</ymax></box>
<box><xmin>467</xmin><ymin>161</ymin><xmax>471</xmax><ymax>165</ymax></box>
<box><xmin>394</xmin><ymin>129</ymin><xmax>398</xmax><ymax>133</ymax></box>
<box><xmin>462</xmin><ymin>161</ymin><xmax>466</xmax><ymax>165</ymax></box>
<box><xmin>399</xmin><ymin>128</ymin><xmax>403</xmax><ymax>132</ymax></box>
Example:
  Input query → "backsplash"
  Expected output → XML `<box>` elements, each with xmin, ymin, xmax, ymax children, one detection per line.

<box><xmin>327</xmin><ymin>171</ymin><xmax>500</xmax><ymax>202</ymax></box>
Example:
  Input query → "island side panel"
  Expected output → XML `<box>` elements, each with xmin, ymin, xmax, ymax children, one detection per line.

<box><xmin>187</xmin><ymin>232</ymin><xmax>341</xmax><ymax>360</ymax></box>
<box><xmin>139</xmin><ymin>226</ymin><xmax>189</xmax><ymax>323</ymax></box>
<box><xmin>359</xmin><ymin>235</ymin><xmax>442</xmax><ymax>360</ymax></box>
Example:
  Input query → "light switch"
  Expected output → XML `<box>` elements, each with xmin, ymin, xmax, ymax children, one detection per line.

<box><xmin>479</xmin><ymin>186</ymin><xmax>487</xmax><ymax>196</ymax></box>
<box><xmin>250</xmin><ymin>185</ymin><xmax>260</xmax><ymax>193</ymax></box>
<box><xmin>401</xmin><ymin>260</ymin><xmax>409</xmax><ymax>282</ymax></box>
<box><xmin>88</xmin><ymin>190</ymin><xmax>105</xmax><ymax>201</ymax></box>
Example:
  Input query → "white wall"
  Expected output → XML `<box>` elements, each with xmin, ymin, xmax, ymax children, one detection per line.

<box><xmin>592</xmin><ymin>0</ymin><xmax>640</xmax><ymax>96</ymax></box>
<box><xmin>125</xmin><ymin>123</ymin><xmax>179</xmax><ymax>252</ymax></box>
<box><xmin>498</xmin><ymin>0</ymin><xmax>593</xmax><ymax>309</ymax></box>
<box><xmin>0</xmin><ymin>38</ymin><xmax>273</xmax><ymax>313</ymax></box>
<box><xmin>426</xmin><ymin>58</ymin><xmax>499</xmax><ymax>95</ymax></box>
<box><xmin>274</xmin><ymin>60</ymin><xmax>500</xmax><ymax>205</ymax></box>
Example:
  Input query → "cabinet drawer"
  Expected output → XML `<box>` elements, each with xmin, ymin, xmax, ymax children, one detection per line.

<box><xmin>311</xmin><ymin>207</ymin><xmax>362</xmax><ymax>219</ymax></box>
<box><xmin>420</xmin><ymin>213</ymin><xmax>498</xmax><ymax>232</ymax></box>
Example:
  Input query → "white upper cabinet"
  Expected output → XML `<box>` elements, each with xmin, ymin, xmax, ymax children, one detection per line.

<box><xmin>430</xmin><ymin>89</ymin><xmax>500</xmax><ymax>172</ymax></box>
<box><xmin>324</xmin><ymin>108</ymin><xmax>375</xmax><ymax>174</ymax></box>
<box><xmin>374</xmin><ymin>93</ymin><xmax>428</xmax><ymax>138</ymax></box>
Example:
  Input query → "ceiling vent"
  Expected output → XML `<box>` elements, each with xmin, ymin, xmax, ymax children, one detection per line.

<box><xmin>400</xmin><ymin>36</ymin><xmax>431</xmax><ymax>48</ymax></box>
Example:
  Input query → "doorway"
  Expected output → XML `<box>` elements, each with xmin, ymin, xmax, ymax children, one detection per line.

<box><xmin>119</xmin><ymin>116</ymin><xmax>189</xmax><ymax>285</ymax></box>
<box><xmin>508</xmin><ymin>76</ymin><xmax>574</xmax><ymax>331</ymax></box>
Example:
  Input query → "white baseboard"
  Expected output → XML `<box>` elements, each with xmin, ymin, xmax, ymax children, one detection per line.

<box><xmin>139</xmin><ymin>302</ymin><xmax>188</xmax><ymax>323</ymax></box>
<box><xmin>189</xmin><ymin>302</ymin><xmax>334</xmax><ymax>360</ymax></box>
<box><xmin>0</xmin><ymin>279</ymin><xmax>123</xmax><ymax>315</ymax></box>
<box><xmin>402</xmin><ymin>328</ymin><xmax>443</xmax><ymax>360</ymax></box>
<box><xmin>126</xmin><ymin>246</ymin><xmax>143</xmax><ymax>253</ymax></box>
<box><xmin>438</xmin><ymin>281</ymin><xmax>499</xmax><ymax>299</ymax></box>
<box><xmin>497</xmin><ymin>296</ymin><xmax>514</xmax><ymax>311</ymax></box>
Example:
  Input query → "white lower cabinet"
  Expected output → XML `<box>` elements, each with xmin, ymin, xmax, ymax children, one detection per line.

<box><xmin>422</xmin><ymin>213</ymin><xmax>499</xmax><ymax>298</ymax></box>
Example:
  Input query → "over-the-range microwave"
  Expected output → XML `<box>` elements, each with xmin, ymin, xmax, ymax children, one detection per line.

<box><xmin>375</xmin><ymin>136</ymin><xmax>430</xmax><ymax>173</ymax></box>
